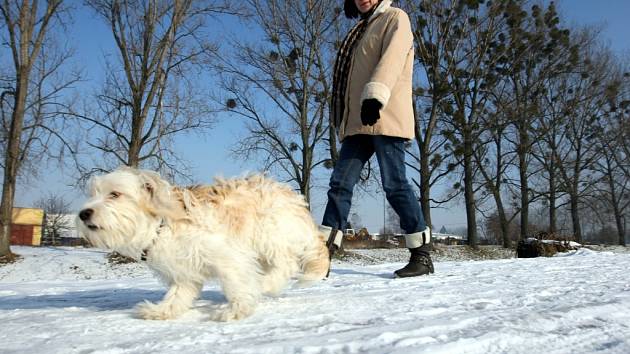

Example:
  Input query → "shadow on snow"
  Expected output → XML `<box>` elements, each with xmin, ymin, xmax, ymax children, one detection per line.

<box><xmin>0</xmin><ymin>288</ymin><xmax>226</xmax><ymax>311</ymax></box>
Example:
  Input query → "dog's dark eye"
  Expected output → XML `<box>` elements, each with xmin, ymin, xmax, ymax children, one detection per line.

<box><xmin>109</xmin><ymin>191</ymin><xmax>121</xmax><ymax>199</ymax></box>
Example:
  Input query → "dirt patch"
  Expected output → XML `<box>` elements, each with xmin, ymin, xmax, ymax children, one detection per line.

<box><xmin>342</xmin><ymin>239</ymin><xmax>399</xmax><ymax>249</ymax></box>
<box><xmin>517</xmin><ymin>239</ymin><xmax>579</xmax><ymax>258</ymax></box>
<box><xmin>432</xmin><ymin>244</ymin><xmax>516</xmax><ymax>261</ymax></box>
<box><xmin>107</xmin><ymin>252</ymin><xmax>137</xmax><ymax>264</ymax></box>
<box><xmin>0</xmin><ymin>252</ymin><xmax>22</xmax><ymax>265</ymax></box>
<box><xmin>341</xmin><ymin>245</ymin><xmax>517</xmax><ymax>265</ymax></box>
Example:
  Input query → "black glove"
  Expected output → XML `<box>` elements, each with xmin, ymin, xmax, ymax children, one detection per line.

<box><xmin>360</xmin><ymin>98</ymin><xmax>383</xmax><ymax>126</ymax></box>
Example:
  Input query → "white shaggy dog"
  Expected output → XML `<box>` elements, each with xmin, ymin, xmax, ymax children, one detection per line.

<box><xmin>76</xmin><ymin>167</ymin><xmax>330</xmax><ymax>321</ymax></box>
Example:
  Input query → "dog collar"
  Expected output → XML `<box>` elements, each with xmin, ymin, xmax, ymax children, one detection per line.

<box><xmin>140</xmin><ymin>219</ymin><xmax>166</xmax><ymax>261</ymax></box>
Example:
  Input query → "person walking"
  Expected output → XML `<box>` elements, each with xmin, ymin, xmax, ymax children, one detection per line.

<box><xmin>321</xmin><ymin>0</ymin><xmax>433</xmax><ymax>278</ymax></box>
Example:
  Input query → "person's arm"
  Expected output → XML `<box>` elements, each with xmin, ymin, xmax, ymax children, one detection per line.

<box><xmin>361</xmin><ymin>10</ymin><xmax>414</xmax><ymax>108</ymax></box>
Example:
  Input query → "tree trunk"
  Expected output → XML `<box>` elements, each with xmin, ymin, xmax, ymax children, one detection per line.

<box><xmin>419</xmin><ymin>140</ymin><xmax>432</xmax><ymax>230</ymax></box>
<box><xmin>569</xmin><ymin>192</ymin><xmax>582</xmax><ymax>243</ymax></box>
<box><xmin>613</xmin><ymin>206</ymin><xmax>626</xmax><ymax>247</ymax></box>
<box><xmin>302</xmin><ymin>179</ymin><xmax>310</xmax><ymax>206</ymax></box>
<box><xmin>0</xmin><ymin>176</ymin><xmax>17</xmax><ymax>257</ymax></box>
<box><xmin>489</xmin><ymin>183</ymin><xmax>511</xmax><ymax>248</ymax></box>
<box><xmin>518</xmin><ymin>135</ymin><xmax>529</xmax><ymax>240</ymax></box>
<box><xmin>127</xmin><ymin>105</ymin><xmax>144</xmax><ymax>168</ymax></box>
<box><xmin>302</xmin><ymin>147</ymin><xmax>311</xmax><ymax>206</ymax></box>
<box><xmin>494</xmin><ymin>194</ymin><xmax>511</xmax><ymax>248</ymax></box>
<box><xmin>414</xmin><ymin>99</ymin><xmax>433</xmax><ymax>232</ymax></box>
<box><xmin>606</xmin><ymin>169</ymin><xmax>625</xmax><ymax>246</ymax></box>
<box><xmin>0</xmin><ymin>72</ymin><xmax>30</xmax><ymax>256</ymax></box>
<box><xmin>463</xmin><ymin>129</ymin><xmax>478</xmax><ymax>248</ymax></box>
<box><xmin>548</xmin><ymin>162</ymin><xmax>557</xmax><ymax>234</ymax></box>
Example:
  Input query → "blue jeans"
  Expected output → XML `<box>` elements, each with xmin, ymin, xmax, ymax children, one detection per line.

<box><xmin>322</xmin><ymin>135</ymin><xmax>427</xmax><ymax>234</ymax></box>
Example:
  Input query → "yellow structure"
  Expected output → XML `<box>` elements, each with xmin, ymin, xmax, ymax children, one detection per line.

<box><xmin>11</xmin><ymin>207</ymin><xmax>45</xmax><ymax>246</ymax></box>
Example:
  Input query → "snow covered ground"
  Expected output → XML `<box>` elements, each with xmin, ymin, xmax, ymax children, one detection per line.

<box><xmin>342</xmin><ymin>245</ymin><xmax>517</xmax><ymax>265</ymax></box>
<box><xmin>1</xmin><ymin>246</ymin><xmax>629</xmax><ymax>354</ymax></box>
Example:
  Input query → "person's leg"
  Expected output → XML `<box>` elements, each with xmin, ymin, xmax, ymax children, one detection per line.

<box><xmin>321</xmin><ymin>135</ymin><xmax>374</xmax><ymax>265</ymax></box>
<box><xmin>322</xmin><ymin>135</ymin><xmax>374</xmax><ymax>230</ymax></box>
<box><xmin>373</xmin><ymin>136</ymin><xmax>427</xmax><ymax>234</ymax></box>
<box><xmin>373</xmin><ymin>135</ymin><xmax>433</xmax><ymax>277</ymax></box>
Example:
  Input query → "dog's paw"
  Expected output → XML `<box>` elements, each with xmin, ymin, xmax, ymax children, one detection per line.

<box><xmin>261</xmin><ymin>282</ymin><xmax>283</xmax><ymax>297</ymax></box>
<box><xmin>209</xmin><ymin>302</ymin><xmax>254</xmax><ymax>322</ymax></box>
<box><xmin>135</xmin><ymin>301</ymin><xmax>182</xmax><ymax>320</ymax></box>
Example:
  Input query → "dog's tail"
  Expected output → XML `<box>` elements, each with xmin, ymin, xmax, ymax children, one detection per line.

<box><xmin>298</xmin><ymin>231</ymin><xmax>331</xmax><ymax>284</ymax></box>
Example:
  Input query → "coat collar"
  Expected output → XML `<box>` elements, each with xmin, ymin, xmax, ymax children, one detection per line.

<box><xmin>368</xmin><ymin>0</ymin><xmax>392</xmax><ymax>21</ymax></box>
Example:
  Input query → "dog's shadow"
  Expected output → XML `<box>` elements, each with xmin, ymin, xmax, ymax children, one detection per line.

<box><xmin>0</xmin><ymin>288</ymin><xmax>226</xmax><ymax>312</ymax></box>
<box><xmin>2</xmin><ymin>271</ymin><xmax>391</xmax><ymax>313</ymax></box>
<box><xmin>329</xmin><ymin>268</ymin><xmax>393</xmax><ymax>279</ymax></box>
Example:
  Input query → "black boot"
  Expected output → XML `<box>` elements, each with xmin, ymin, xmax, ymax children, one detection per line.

<box><xmin>394</xmin><ymin>247</ymin><xmax>434</xmax><ymax>278</ymax></box>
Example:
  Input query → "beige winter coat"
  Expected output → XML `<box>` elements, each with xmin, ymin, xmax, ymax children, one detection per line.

<box><xmin>339</xmin><ymin>0</ymin><xmax>415</xmax><ymax>141</ymax></box>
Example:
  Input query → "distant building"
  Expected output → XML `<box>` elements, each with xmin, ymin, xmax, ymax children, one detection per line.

<box><xmin>10</xmin><ymin>208</ymin><xmax>45</xmax><ymax>246</ymax></box>
<box><xmin>432</xmin><ymin>232</ymin><xmax>465</xmax><ymax>245</ymax></box>
<box><xmin>42</xmin><ymin>214</ymin><xmax>85</xmax><ymax>246</ymax></box>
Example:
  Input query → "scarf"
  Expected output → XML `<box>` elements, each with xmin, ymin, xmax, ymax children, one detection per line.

<box><xmin>330</xmin><ymin>3</ymin><xmax>380</xmax><ymax>129</ymax></box>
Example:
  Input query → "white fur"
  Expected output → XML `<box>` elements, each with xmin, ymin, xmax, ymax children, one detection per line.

<box><xmin>361</xmin><ymin>81</ymin><xmax>392</xmax><ymax>107</ymax></box>
<box><xmin>76</xmin><ymin>167</ymin><xmax>330</xmax><ymax>321</ymax></box>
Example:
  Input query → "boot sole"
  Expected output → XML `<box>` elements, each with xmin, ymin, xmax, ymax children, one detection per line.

<box><xmin>393</xmin><ymin>271</ymin><xmax>434</xmax><ymax>278</ymax></box>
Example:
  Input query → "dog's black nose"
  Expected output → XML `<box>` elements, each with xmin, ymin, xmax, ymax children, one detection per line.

<box><xmin>79</xmin><ymin>208</ymin><xmax>93</xmax><ymax>221</ymax></box>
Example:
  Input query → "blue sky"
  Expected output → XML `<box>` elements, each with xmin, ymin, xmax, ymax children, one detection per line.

<box><xmin>555</xmin><ymin>0</ymin><xmax>630</xmax><ymax>53</ymax></box>
<box><xmin>14</xmin><ymin>0</ymin><xmax>630</xmax><ymax>234</ymax></box>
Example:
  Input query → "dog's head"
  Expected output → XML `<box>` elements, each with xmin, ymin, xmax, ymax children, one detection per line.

<box><xmin>76</xmin><ymin>167</ymin><xmax>183</xmax><ymax>256</ymax></box>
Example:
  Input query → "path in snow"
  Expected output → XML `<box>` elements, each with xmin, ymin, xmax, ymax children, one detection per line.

<box><xmin>1</xmin><ymin>246</ymin><xmax>629</xmax><ymax>354</ymax></box>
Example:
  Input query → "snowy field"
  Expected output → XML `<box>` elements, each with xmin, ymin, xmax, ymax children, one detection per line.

<box><xmin>1</xmin><ymin>246</ymin><xmax>629</xmax><ymax>354</ymax></box>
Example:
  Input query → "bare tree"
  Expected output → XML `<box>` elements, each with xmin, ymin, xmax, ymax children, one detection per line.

<box><xmin>484</xmin><ymin>208</ymin><xmax>519</xmax><ymax>245</ymax></box>
<box><xmin>216</xmin><ymin>0</ymin><xmax>339</xmax><ymax>204</ymax></box>
<box><xmin>73</xmin><ymin>0</ymin><xmax>232</xmax><ymax>181</ymax></box>
<box><xmin>546</xmin><ymin>43</ymin><xmax>612</xmax><ymax>243</ymax></box>
<box><xmin>472</xmin><ymin>1</ymin><xmax>575</xmax><ymax>246</ymax></box>
<box><xmin>436</xmin><ymin>0</ymin><xmax>510</xmax><ymax>248</ymax></box>
<box><xmin>473</xmin><ymin>105</ymin><xmax>521</xmax><ymax>248</ymax></box>
<box><xmin>34</xmin><ymin>193</ymin><xmax>72</xmax><ymax>245</ymax></box>
<box><xmin>534</xmin><ymin>75</ymin><xmax>568</xmax><ymax>235</ymax></box>
<box><xmin>400</xmin><ymin>0</ymin><xmax>461</xmax><ymax>231</ymax></box>
<box><xmin>495</xmin><ymin>1</ymin><xmax>577</xmax><ymax>241</ymax></box>
<box><xmin>591</xmin><ymin>63</ymin><xmax>630</xmax><ymax>246</ymax></box>
<box><xmin>532</xmin><ymin>30</ymin><xmax>602</xmax><ymax>237</ymax></box>
<box><xmin>0</xmin><ymin>0</ymin><xmax>75</xmax><ymax>260</ymax></box>
<box><xmin>592</xmin><ymin>139</ymin><xmax>629</xmax><ymax>246</ymax></box>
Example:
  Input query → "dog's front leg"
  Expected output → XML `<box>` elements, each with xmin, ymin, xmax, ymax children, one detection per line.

<box><xmin>210</xmin><ymin>261</ymin><xmax>262</xmax><ymax>321</ymax></box>
<box><xmin>136</xmin><ymin>281</ymin><xmax>202</xmax><ymax>320</ymax></box>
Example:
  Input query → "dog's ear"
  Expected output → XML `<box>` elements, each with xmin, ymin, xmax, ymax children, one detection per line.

<box><xmin>135</xmin><ymin>169</ymin><xmax>186</xmax><ymax>220</ymax></box>
<box><xmin>143</xmin><ymin>181</ymin><xmax>154</xmax><ymax>196</ymax></box>
<box><xmin>137</xmin><ymin>170</ymin><xmax>170</xmax><ymax>203</ymax></box>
